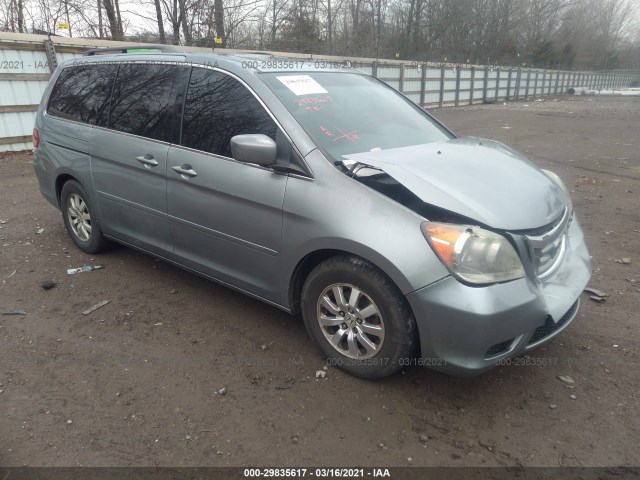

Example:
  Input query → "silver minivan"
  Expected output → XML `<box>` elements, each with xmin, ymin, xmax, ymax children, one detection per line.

<box><xmin>33</xmin><ymin>48</ymin><xmax>592</xmax><ymax>379</ymax></box>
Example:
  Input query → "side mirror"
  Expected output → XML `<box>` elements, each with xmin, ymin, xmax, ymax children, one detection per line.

<box><xmin>230</xmin><ymin>134</ymin><xmax>277</xmax><ymax>166</ymax></box>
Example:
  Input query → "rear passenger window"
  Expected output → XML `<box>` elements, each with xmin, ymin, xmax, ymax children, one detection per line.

<box><xmin>109</xmin><ymin>63</ymin><xmax>176</xmax><ymax>142</ymax></box>
<box><xmin>181</xmin><ymin>68</ymin><xmax>277</xmax><ymax>157</ymax></box>
<box><xmin>48</xmin><ymin>64</ymin><xmax>116</xmax><ymax>126</ymax></box>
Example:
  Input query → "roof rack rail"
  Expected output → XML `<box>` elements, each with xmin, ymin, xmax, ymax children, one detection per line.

<box><xmin>235</xmin><ymin>51</ymin><xmax>273</xmax><ymax>56</ymax></box>
<box><xmin>84</xmin><ymin>45</ymin><xmax>180</xmax><ymax>56</ymax></box>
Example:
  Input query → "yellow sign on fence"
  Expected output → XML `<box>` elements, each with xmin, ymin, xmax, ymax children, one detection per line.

<box><xmin>57</xmin><ymin>21</ymin><xmax>70</xmax><ymax>30</ymax></box>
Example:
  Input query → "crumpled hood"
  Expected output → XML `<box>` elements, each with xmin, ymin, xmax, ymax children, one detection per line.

<box><xmin>344</xmin><ymin>137</ymin><xmax>567</xmax><ymax>230</ymax></box>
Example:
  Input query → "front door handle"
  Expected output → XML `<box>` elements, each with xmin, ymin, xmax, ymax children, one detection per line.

<box><xmin>172</xmin><ymin>164</ymin><xmax>198</xmax><ymax>179</ymax></box>
<box><xmin>136</xmin><ymin>154</ymin><xmax>159</xmax><ymax>168</ymax></box>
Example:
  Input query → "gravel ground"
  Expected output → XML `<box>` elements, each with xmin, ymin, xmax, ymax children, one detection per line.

<box><xmin>0</xmin><ymin>95</ymin><xmax>638</xmax><ymax>468</ymax></box>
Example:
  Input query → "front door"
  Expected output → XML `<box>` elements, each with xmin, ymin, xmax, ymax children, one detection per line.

<box><xmin>167</xmin><ymin>67</ymin><xmax>288</xmax><ymax>303</ymax></box>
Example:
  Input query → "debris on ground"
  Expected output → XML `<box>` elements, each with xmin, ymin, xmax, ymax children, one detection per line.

<box><xmin>589</xmin><ymin>295</ymin><xmax>606</xmax><ymax>303</ymax></box>
<box><xmin>574</xmin><ymin>176</ymin><xmax>593</xmax><ymax>186</ymax></box>
<box><xmin>2</xmin><ymin>309</ymin><xmax>27</xmax><ymax>316</ymax></box>
<box><xmin>218</xmin><ymin>387</ymin><xmax>227</xmax><ymax>396</ymax></box>
<box><xmin>275</xmin><ymin>377</ymin><xmax>296</xmax><ymax>389</ymax></box>
<box><xmin>550</xmin><ymin>404</ymin><xmax>557</xmax><ymax>409</ymax></box>
<box><xmin>82</xmin><ymin>300</ymin><xmax>111</xmax><ymax>315</ymax></box>
<box><xmin>315</xmin><ymin>370</ymin><xmax>326</xmax><ymax>379</ymax></box>
<box><xmin>419</xmin><ymin>434</ymin><xmax>428</xmax><ymax>443</ymax></box>
<box><xmin>557</xmin><ymin>375</ymin><xmax>575</xmax><ymax>385</ymax></box>
<box><xmin>40</xmin><ymin>279</ymin><xmax>57</xmax><ymax>290</ymax></box>
<box><xmin>7</xmin><ymin>269</ymin><xmax>16</xmax><ymax>278</ymax></box>
<box><xmin>570</xmin><ymin>395</ymin><xmax>577</xmax><ymax>400</ymax></box>
<box><xmin>584</xmin><ymin>287</ymin><xmax>609</xmax><ymax>298</ymax></box>
<box><xmin>67</xmin><ymin>265</ymin><xmax>105</xmax><ymax>275</ymax></box>
<box><xmin>479</xmin><ymin>440</ymin><xmax>496</xmax><ymax>452</ymax></box>
<box><xmin>36</xmin><ymin>228</ymin><xmax>44</xmax><ymax>234</ymax></box>
<box><xmin>615</xmin><ymin>258</ymin><xmax>631</xmax><ymax>264</ymax></box>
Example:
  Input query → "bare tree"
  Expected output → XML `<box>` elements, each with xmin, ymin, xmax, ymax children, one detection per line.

<box><xmin>154</xmin><ymin>0</ymin><xmax>166</xmax><ymax>42</ymax></box>
<box><xmin>17</xmin><ymin>0</ymin><xmax>24</xmax><ymax>31</ymax></box>
<box><xmin>6</xmin><ymin>0</ymin><xmax>640</xmax><ymax>70</ymax></box>
<box><xmin>102</xmin><ymin>0</ymin><xmax>123</xmax><ymax>39</ymax></box>
<box><xmin>268</xmin><ymin>0</ymin><xmax>289</xmax><ymax>45</ymax></box>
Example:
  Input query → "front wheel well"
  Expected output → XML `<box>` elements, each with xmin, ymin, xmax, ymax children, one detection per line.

<box><xmin>288</xmin><ymin>249</ymin><xmax>409</xmax><ymax>317</ymax></box>
<box><xmin>289</xmin><ymin>249</ymin><xmax>344</xmax><ymax>315</ymax></box>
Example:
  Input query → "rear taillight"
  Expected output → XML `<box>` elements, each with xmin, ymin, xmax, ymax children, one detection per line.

<box><xmin>33</xmin><ymin>128</ymin><xmax>40</xmax><ymax>148</ymax></box>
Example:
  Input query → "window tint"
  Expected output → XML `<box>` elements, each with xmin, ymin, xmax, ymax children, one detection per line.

<box><xmin>48</xmin><ymin>64</ymin><xmax>116</xmax><ymax>126</ymax></box>
<box><xmin>181</xmin><ymin>68</ymin><xmax>277</xmax><ymax>157</ymax></box>
<box><xmin>109</xmin><ymin>63</ymin><xmax>176</xmax><ymax>142</ymax></box>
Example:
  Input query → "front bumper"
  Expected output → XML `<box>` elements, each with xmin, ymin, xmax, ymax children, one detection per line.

<box><xmin>405</xmin><ymin>216</ymin><xmax>591</xmax><ymax>376</ymax></box>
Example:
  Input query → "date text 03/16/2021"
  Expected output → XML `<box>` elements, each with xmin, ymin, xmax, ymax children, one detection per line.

<box><xmin>243</xmin><ymin>468</ymin><xmax>391</xmax><ymax>478</ymax></box>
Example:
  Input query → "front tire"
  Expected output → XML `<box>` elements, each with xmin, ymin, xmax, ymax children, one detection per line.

<box><xmin>60</xmin><ymin>180</ymin><xmax>110</xmax><ymax>254</ymax></box>
<box><xmin>301</xmin><ymin>255</ymin><xmax>418</xmax><ymax>379</ymax></box>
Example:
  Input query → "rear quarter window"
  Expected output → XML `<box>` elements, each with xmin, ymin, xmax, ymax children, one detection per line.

<box><xmin>47</xmin><ymin>64</ymin><xmax>116</xmax><ymax>126</ymax></box>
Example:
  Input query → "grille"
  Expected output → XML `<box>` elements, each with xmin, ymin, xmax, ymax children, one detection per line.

<box><xmin>525</xmin><ymin>209</ymin><xmax>571</xmax><ymax>279</ymax></box>
<box><xmin>527</xmin><ymin>300</ymin><xmax>579</xmax><ymax>346</ymax></box>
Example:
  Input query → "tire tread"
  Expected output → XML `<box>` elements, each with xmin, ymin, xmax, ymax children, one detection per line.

<box><xmin>301</xmin><ymin>254</ymin><xmax>418</xmax><ymax>379</ymax></box>
<box><xmin>60</xmin><ymin>180</ymin><xmax>110</xmax><ymax>254</ymax></box>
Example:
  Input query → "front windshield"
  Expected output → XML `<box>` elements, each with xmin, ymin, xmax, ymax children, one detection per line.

<box><xmin>261</xmin><ymin>72</ymin><xmax>453</xmax><ymax>161</ymax></box>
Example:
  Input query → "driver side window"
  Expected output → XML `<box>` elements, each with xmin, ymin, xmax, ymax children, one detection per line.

<box><xmin>181</xmin><ymin>67</ymin><xmax>277</xmax><ymax>158</ymax></box>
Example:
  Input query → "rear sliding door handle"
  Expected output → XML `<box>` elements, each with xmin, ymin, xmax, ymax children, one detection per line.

<box><xmin>136</xmin><ymin>154</ymin><xmax>159</xmax><ymax>168</ymax></box>
<box><xmin>172</xmin><ymin>164</ymin><xmax>198</xmax><ymax>178</ymax></box>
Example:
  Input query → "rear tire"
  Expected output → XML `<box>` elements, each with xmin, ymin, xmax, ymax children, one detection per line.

<box><xmin>60</xmin><ymin>180</ymin><xmax>110</xmax><ymax>254</ymax></box>
<box><xmin>301</xmin><ymin>255</ymin><xmax>418</xmax><ymax>379</ymax></box>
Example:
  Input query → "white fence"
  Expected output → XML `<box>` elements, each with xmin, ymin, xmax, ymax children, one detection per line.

<box><xmin>369</xmin><ymin>64</ymin><xmax>639</xmax><ymax>107</ymax></box>
<box><xmin>2</xmin><ymin>32</ymin><xmax>640</xmax><ymax>152</ymax></box>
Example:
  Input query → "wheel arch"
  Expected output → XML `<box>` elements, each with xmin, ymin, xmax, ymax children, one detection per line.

<box><xmin>55</xmin><ymin>173</ymin><xmax>80</xmax><ymax>207</ymax></box>
<box><xmin>287</xmin><ymin>247</ymin><xmax>415</xmax><ymax>317</ymax></box>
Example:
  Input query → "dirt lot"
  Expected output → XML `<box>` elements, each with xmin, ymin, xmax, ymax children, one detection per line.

<box><xmin>0</xmin><ymin>96</ymin><xmax>638</xmax><ymax>468</ymax></box>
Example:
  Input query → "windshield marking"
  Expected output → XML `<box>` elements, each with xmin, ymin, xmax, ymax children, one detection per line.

<box><xmin>295</xmin><ymin>96</ymin><xmax>332</xmax><ymax>106</ymax></box>
<box><xmin>319</xmin><ymin>125</ymin><xmax>360</xmax><ymax>143</ymax></box>
<box><xmin>296</xmin><ymin>96</ymin><xmax>333</xmax><ymax>113</ymax></box>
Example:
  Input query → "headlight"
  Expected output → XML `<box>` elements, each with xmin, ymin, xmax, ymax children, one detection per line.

<box><xmin>541</xmin><ymin>169</ymin><xmax>573</xmax><ymax>215</ymax></box>
<box><xmin>421</xmin><ymin>222</ymin><xmax>525</xmax><ymax>285</ymax></box>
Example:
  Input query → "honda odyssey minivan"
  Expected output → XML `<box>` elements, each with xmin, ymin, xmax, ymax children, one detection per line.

<box><xmin>33</xmin><ymin>47</ymin><xmax>592</xmax><ymax>379</ymax></box>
